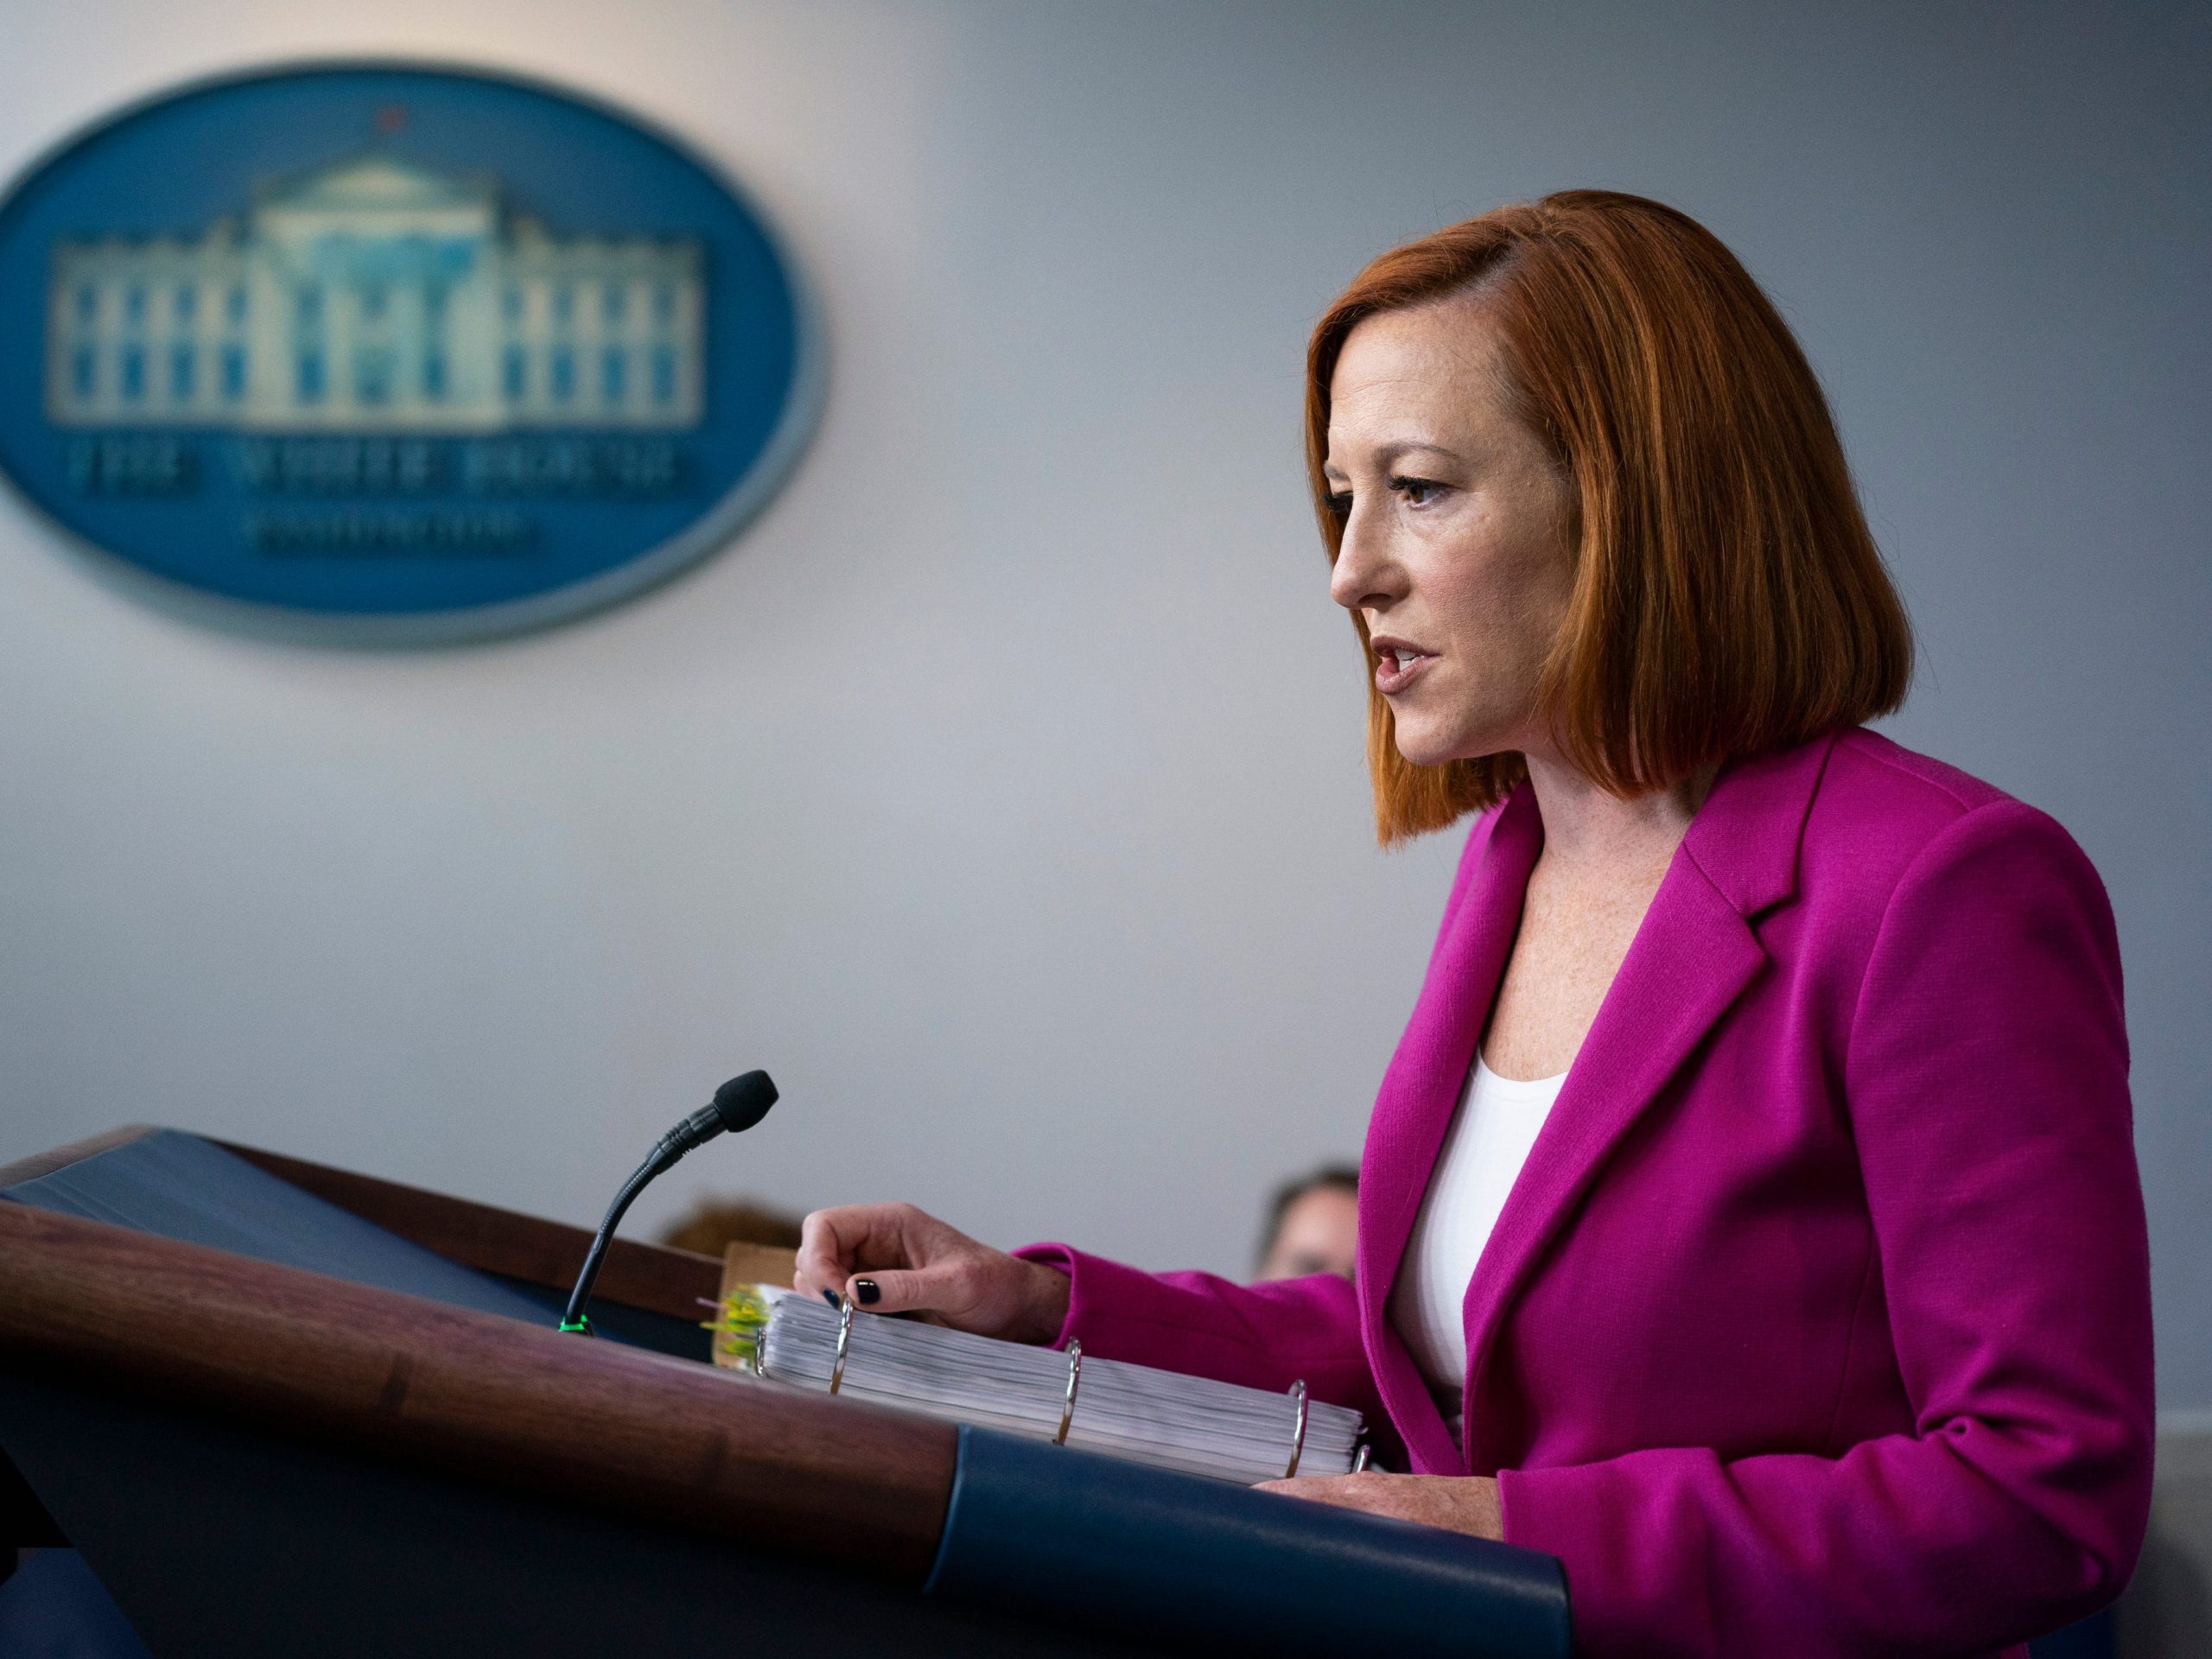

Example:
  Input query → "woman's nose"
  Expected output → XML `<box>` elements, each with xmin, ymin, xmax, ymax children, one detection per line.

<box><xmin>1330</xmin><ymin>507</ymin><xmax>1400</xmax><ymax>613</ymax></box>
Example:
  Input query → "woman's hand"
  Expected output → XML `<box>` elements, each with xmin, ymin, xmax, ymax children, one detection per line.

<box><xmin>1254</xmin><ymin>1472</ymin><xmax>1504</xmax><ymax>1541</ymax></box>
<box><xmin>793</xmin><ymin>1202</ymin><xmax>1071</xmax><ymax>1345</ymax></box>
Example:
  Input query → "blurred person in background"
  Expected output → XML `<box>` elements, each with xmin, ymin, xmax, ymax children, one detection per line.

<box><xmin>1255</xmin><ymin>1166</ymin><xmax>1358</xmax><ymax>1282</ymax></box>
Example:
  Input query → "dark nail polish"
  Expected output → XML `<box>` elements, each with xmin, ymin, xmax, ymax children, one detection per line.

<box><xmin>823</xmin><ymin>1289</ymin><xmax>841</xmax><ymax>1307</ymax></box>
<box><xmin>854</xmin><ymin>1278</ymin><xmax>881</xmax><ymax>1306</ymax></box>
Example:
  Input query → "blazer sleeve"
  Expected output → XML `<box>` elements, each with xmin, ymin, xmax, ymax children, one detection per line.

<box><xmin>1011</xmin><ymin>1243</ymin><xmax>1382</xmax><ymax>1424</ymax></box>
<box><xmin>1497</xmin><ymin>801</ymin><xmax>2155</xmax><ymax>1657</ymax></box>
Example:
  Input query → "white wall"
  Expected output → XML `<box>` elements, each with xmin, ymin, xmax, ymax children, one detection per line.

<box><xmin>2</xmin><ymin>2</ymin><xmax>2205</xmax><ymax>1414</ymax></box>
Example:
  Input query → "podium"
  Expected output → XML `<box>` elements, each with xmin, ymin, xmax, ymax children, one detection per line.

<box><xmin>0</xmin><ymin>1127</ymin><xmax>1570</xmax><ymax>1658</ymax></box>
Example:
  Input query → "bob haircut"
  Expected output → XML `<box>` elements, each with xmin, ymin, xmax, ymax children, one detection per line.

<box><xmin>1306</xmin><ymin>190</ymin><xmax>1914</xmax><ymax>843</ymax></box>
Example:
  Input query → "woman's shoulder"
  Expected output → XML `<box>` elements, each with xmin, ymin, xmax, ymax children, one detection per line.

<box><xmin>1798</xmin><ymin>728</ymin><xmax>2107</xmax><ymax>924</ymax></box>
<box><xmin>1813</xmin><ymin>726</ymin><xmax>2064</xmax><ymax>846</ymax></box>
<box><xmin>1821</xmin><ymin>727</ymin><xmax>2013</xmax><ymax>819</ymax></box>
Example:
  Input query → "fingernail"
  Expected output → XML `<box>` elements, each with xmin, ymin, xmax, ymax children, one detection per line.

<box><xmin>823</xmin><ymin>1289</ymin><xmax>840</xmax><ymax>1307</ymax></box>
<box><xmin>854</xmin><ymin>1278</ymin><xmax>881</xmax><ymax>1306</ymax></box>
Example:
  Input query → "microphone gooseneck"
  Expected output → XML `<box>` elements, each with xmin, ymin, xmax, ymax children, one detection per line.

<box><xmin>558</xmin><ymin>1070</ymin><xmax>779</xmax><ymax>1335</ymax></box>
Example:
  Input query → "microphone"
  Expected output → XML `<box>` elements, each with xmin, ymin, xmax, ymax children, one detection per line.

<box><xmin>558</xmin><ymin>1070</ymin><xmax>779</xmax><ymax>1335</ymax></box>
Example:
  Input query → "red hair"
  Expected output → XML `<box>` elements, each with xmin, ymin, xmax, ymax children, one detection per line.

<box><xmin>1306</xmin><ymin>191</ymin><xmax>1913</xmax><ymax>842</ymax></box>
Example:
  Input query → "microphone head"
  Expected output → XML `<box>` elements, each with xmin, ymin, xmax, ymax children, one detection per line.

<box><xmin>711</xmin><ymin>1070</ymin><xmax>779</xmax><ymax>1135</ymax></box>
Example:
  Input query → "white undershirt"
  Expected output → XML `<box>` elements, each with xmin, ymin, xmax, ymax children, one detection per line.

<box><xmin>1389</xmin><ymin>1056</ymin><xmax>1569</xmax><ymax>1406</ymax></box>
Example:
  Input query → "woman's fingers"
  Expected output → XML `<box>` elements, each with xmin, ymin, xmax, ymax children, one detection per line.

<box><xmin>1254</xmin><ymin>1472</ymin><xmax>1505</xmax><ymax>1540</ymax></box>
<box><xmin>793</xmin><ymin>1202</ymin><xmax>971</xmax><ymax>1306</ymax></box>
<box><xmin>792</xmin><ymin>1204</ymin><xmax>912</xmax><ymax>1300</ymax></box>
<box><xmin>791</xmin><ymin>1210</ymin><xmax>849</xmax><ymax>1300</ymax></box>
<box><xmin>838</xmin><ymin>1266</ymin><xmax>941</xmax><ymax>1313</ymax></box>
<box><xmin>789</xmin><ymin>1201</ymin><xmax>1068</xmax><ymax>1343</ymax></box>
<box><xmin>1255</xmin><ymin>1474</ymin><xmax>1373</xmax><ymax>1509</ymax></box>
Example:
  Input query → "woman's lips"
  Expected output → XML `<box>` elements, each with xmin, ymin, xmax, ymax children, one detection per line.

<box><xmin>1373</xmin><ymin>646</ymin><xmax>1437</xmax><ymax>695</ymax></box>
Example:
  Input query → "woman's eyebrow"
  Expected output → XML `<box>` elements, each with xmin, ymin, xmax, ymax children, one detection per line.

<box><xmin>1370</xmin><ymin>439</ymin><xmax>1465</xmax><ymax>469</ymax></box>
<box><xmin>1323</xmin><ymin>439</ymin><xmax>1467</xmax><ymax>481</ymax></box>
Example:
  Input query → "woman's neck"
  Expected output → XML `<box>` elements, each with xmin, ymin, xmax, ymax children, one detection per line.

<box><xmin>1472</xmin><ymin>748</ymin><xmax>1720</xmax><ymax>1083</ymax></box>
<box><xmin>1521</xmin><ymin>749</ymin><xmax>1716</xmax><ymax>878</ymax></box>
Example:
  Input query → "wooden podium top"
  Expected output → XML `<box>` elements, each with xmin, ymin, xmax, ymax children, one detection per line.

<box><xmin>0</xmin><ymin>1126</ymin><xmax>956</xmax><ymax>1578</ymax></box>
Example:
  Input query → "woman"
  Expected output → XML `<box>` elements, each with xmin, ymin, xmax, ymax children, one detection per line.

<box><xmin>795</xmin><ymin>192</ymin><xmax>2153</xmax><ymax>1657</ymax></box>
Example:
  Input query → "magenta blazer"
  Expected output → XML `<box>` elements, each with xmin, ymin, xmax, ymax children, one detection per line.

<box><xmin>1019</xmin><ymin>729</ymin><xmax>2153</xmax><ymax>1657</ymax></box>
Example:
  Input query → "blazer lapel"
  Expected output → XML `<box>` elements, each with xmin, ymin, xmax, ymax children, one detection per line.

<box><xmin>1357</xmin><ymin>787</ymin><xmax>1542</xmax><ymax>1471</ymax></box>
<box><xmin>1453</xmin><ymin>735</ymin><xmax>1838</xmax><ymax>1461</ymax></box>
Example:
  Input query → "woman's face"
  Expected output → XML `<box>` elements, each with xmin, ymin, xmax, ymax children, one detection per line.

<box><xmin>1324</xmin><ymin>297</ymin><xmax>1576</xmax><ymax>768</ymax></box>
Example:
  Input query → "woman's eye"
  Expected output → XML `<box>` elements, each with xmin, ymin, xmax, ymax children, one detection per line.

<box><xmin>1325</xmin><ymin>490</ymin><xmax>1353</xmax><ymax>518</ymax></box>
<box><xmin>1390</xmin><ymin>475</ymin><xmax>1446</xmax><ymax>507</ymax></box>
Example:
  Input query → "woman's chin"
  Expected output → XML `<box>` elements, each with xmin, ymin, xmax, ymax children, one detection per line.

<box><xmin>1391</xmin><ymin>728</ymin><xmax>1462</xmax><ymax>768</ymax></box>
<box><xmin>1391</xmin><ymin>718</ymin><xmax>1518</xmax><ymax>770</ymax></box>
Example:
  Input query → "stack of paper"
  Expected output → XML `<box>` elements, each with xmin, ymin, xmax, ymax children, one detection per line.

<box><xmin>750</xmin><ymin>1287</ymin><xmax>1366</xmax><ymax>1484</ymax></box>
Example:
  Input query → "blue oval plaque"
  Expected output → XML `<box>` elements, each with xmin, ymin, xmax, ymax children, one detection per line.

<box><xmin>0</xmin><ymin>62</ymin><xmax>816</xmax><ymax>642</ymax></box>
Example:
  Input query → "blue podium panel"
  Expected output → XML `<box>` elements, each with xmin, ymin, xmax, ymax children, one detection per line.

<box><xmin>930</xmin><ymin>1427</ymin><xmax>1572</xmax><ymax>1659</ymax></box>
<box><xmin>0</xmin><ymin>1548</ymin><xmax>153</xmax><ymax>1659</ymax></box>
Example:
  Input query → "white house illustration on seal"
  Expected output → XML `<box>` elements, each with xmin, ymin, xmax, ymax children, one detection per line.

<box><xmin>44</xmin><ymin>153</ymin><xmax>705</xmax><ymax>430</ymax></box>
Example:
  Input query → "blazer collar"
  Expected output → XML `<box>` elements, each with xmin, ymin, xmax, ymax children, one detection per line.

<box><xmin>1677</xmin><ymin>730</ymin><xmax>1836</xmax><ymax>919</ymax></box>
<box><xmin>1357</xmin><ymin>733</ymin><xmax>1838</xmax><ymax>1472</ymax></box>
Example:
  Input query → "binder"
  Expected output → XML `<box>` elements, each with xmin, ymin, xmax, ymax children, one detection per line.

<box><xmin>715</xmin><ymin>1265</ymin><xmax>1372</xmax><ymax>1485</ymax></box>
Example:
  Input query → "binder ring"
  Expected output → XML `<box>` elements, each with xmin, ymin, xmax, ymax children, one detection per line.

<box><xmin>1352</xmin><ymin>1441</ymin><xmax>1372</xmax><ymax>1475</ymax></box>
<box><xmin>1055</xmin><ymin>1340</ymin><xmax>1084</xmax><ymax>1446</ymax></box>
<box><xmin>830</xmin><ymin>1296</ymin><xmax>855</xmax><ymax>1396</ymax></box>
<box><xmin>1283</xmin><ymin>1379</ymin><xmax>1311</xmax><ymax>1478</ymax></box>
